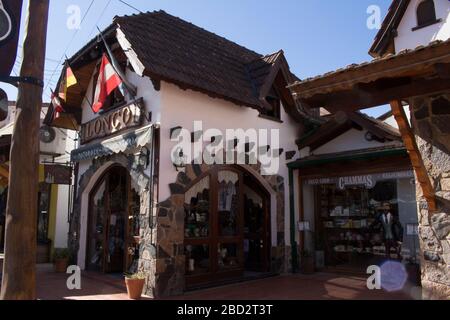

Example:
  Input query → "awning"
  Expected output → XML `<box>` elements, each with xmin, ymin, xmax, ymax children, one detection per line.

<box><xmin>0</xmin><ymin>122</ymin><xmax>14</xmax><ymax>137</ymax></box>
<box><xmin>71</xmin><ymin>124</ymin><xmax>153</xmax><ymax>162</ymax></box>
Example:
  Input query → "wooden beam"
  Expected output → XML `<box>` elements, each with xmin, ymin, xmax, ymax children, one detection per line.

<box><xmin>434</xmin><ymin>63</ymin><xmax>450</xmax><ymax>79</ymax></box>
<box><xmin>304</xmin><ymin>77</ymin><xmax>450</xmax><ymax>112</ymax></box>
<box><xmin>390</xmin><ymin>100</ymin><xmax>437</xmax><ymax>212</ymax></box>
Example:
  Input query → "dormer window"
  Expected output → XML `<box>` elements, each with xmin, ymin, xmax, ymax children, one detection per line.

<box><xmin>413</xmin><ymin>0</ymin><xmax>441</xmax><ymax>31</ymax></box>
<box><xmin>261</xmin><ymin>86</ymin><xmax>281</xmax><ymax>120</ymax></box>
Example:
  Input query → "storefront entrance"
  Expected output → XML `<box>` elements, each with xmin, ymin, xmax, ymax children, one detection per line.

<box><xmin>86</xmin><ymin>165</ymin><xmax>140</xmax><ymax>273</ymax></box>
<box><xmin>184</xmin><ymin>166</ymin><xmax>270</xmax><ymax>288</ymax></box>
<box><xmin>307</xmin><ymin>171</ymin><xmax>419</xmax><ymax>273</ymax></box>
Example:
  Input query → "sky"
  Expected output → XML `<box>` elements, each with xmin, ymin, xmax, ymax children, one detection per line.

<box><xmin>1</xmin><ymin>0</ymin><xmax>393</xmax><ymax>117</ymax></box>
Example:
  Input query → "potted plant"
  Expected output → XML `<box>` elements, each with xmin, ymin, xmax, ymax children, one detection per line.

<box><xmin>124</xmin><ymin>272</ymin><xmax>146</xmax><ymax>300</ymax></box>
<box><xmin>53</xmin><ymin>248</ymin><xmax>70</xmax><ymax>273</ymax></box>
<box><xmin>300</xmin><ymin>250</ymin><xmax>315</xmax><ymax>274</ymax></box>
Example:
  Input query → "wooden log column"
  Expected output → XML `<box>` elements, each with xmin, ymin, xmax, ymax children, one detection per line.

<box><xmin>0</xmin><ymin>0</ymin><xmax>49</xmax><ymax>300</ymax></box>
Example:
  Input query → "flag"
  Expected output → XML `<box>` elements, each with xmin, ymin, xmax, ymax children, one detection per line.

<box><xmin>92</xmin><ymin>53</ymin><xmax>122</xmax><ymax>113</ymax></box>
<box><xmin>58</xmin><ymin>62</ymin><xmax>77</xmax><ymax>101</ymax></box>
<box><xmin>51</xmin><ymin>90</ymin><xmax>64</xmax><ymax>120</ymax></box>
<box><xmin>97</xmin><ymin>27</ymin><xmax>137</xmax><ymax>97</ymax></box>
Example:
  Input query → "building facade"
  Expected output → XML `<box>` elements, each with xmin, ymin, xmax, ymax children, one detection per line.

<box><xmin>0</xmin><ymin>102</ymin><xmax>74</xmax><ymax>261</ymax></box>
<box><xmin>291</xmin><ymin>0</ymin><xmax>450</xmax><ymax>299</ymax></box>
<box><xmin>290</xmin><ymin>111</ymin><xmax>420</xmax><ymax>275</ymax></box>
<box><xmin>47</xmin><ymin>11</ymin><xmax>310</xmax><ymax>297</ymax></box>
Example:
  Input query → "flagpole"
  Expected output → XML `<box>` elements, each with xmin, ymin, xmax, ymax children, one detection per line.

<box><xmin>96</xmin><ymin>26</ymin><xmax>137</xmax><ymax>97</ymax></box>
<box><xmin>64</xmin><ymin>57</ymin><xmax>94</xmax><ymax>110</ymax></box>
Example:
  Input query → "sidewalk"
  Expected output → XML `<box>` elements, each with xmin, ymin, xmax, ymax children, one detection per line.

<box><xmin>31</xmin><ymin>264</ymin><xmax>419</xmax><ymax>300</ymax></box>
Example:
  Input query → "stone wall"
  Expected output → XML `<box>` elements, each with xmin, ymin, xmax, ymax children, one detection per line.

<box><xmin>410</xmin><ymin>93</ymin><xmax>450</xmax><ymax>299</ymax></box>
<box><xmin>69</xmin><ymin>152</ymin><xmax>158</xmax><ymax>297</ymax></box>
<box><xmin>152</xmin><ymin>162</ymin><xmax>287</xmax><ymax>297</ymax></box>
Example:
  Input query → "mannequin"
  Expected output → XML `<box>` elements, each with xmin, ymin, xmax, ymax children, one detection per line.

<box><xmin>372</xmin><ymin>203</ymin><xmax>403</xmax><ymax>259</ymax></box>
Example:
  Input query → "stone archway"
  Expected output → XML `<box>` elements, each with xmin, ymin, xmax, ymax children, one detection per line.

<box><xmin>68</xmin><ymin>152</ymin><xmax>153</xmax><ymax>274</ymax></box>
<box><xmin>152</xmin><ymin>161</ymin><xmax>286</xmax><ymax>297</ymax></box>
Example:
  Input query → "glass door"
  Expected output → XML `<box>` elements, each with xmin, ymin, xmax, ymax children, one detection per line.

<box><xmin>215</xmin><ymin>169</ymin><xmax>244</xmax><ymax>276</ymax></box>
<box><xmin>87</xmin><ymin>180</ymin><xmax>107</xmax><ymax>271</ymax></box>
<box><xmin>105</xmin><ymin>168</ymin><xmax>127</xmax><ymax>273</ymax></box>
<box><xmin>184</xmin><ymin>166</ymin><xmax>245</xmax><ymax>287</ymax></box>
<box><xmin>87</xmin><ymin>166</ymin><xmax>133</xmax><ymax>273</ymax></box>
<box><xmin>243</xmin><ymin>180</ymin><xmax>270</xmax><ymax>272</ymax></box>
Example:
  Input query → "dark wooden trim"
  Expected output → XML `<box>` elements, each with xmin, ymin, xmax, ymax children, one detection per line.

<box><xmin>411</xmin><ymin>18</ymin><xmax>442</xmax><ymax>31</ymax></box>
<box><xmin>304</xmin><ymin>77</ymin><xmax>450</xmax><ymax>113</ymax></box>
<box><xmin>297</xmin><ymin>156</ymin><xmax>412</xmax><ymax>179</ymax></box>
<box><xmin>258</xmin><ymin>113</ymin><xmax>283</xmax><ymax>123</ymax></box>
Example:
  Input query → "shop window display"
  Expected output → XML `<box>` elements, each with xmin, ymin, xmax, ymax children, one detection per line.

<box><xmin>185</xmin><ymin>244</ymin><xmax>210</xmax><ymax>275</ymax></box>
<box><xmin>184</xmin><ymin>176</ymin><xmax>210</xmax><ymax>239</ymax></box>
<box><xmin>183</xmin><ymin>167</ymin><xmax>270</xmax><ymax>287</ymax></box>
<box><xmin>317</xmin><ymin>180</ymin><xmax>408</xmax><ymax>267</ymax></box>
<box><xmin>217</xmin><ymin>171</ymin><xmax>239</xmax><ymax>236</ymax></box>
<box><xmin>218</xmin><ymin>243</ymin><xmax>240</xmax><ymax>270</ymax></box>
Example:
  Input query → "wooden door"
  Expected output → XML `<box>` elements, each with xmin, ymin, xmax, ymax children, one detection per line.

<box><xmin>185</xmin><ymin>165</ymin><xmax>263</xmax><ymax>287</ymax></box>
<box><xmin>243</xmin><ymin>176</ymin><xmax>270</xmax><ymax>272</ymax></box>
<box><xmin>87</xmin><ymin>166</ymin><xmax>131</xmax><ymax>273</ymax></box>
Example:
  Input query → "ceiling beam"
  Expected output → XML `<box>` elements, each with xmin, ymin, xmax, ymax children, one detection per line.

<box><xmin>302</xmin><ymin>77</ymin><xmax>450</xmax><ymax>112</ymax></box>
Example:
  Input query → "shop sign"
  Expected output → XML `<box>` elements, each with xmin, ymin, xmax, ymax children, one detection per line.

<box><xmin>71</xmin><ymin>124</ymin><xmax>153</xmax><ymax>162</ymax></box>
<box><xmin>43</xmin><ymin>165</ymin><xmax>72</xmax><ymax>185</ymax></box>
<box><xmin>306</xmin><ymin>170</ymin><xmax>414</xmax><ymax>190</ymax></box>
<box><xmin>80</xmin><ymin>99</ymin><xmax>144</xmax><ymax>144</ymax></box>
<box><xmin>338</xmin><ymin>175</ymin><xmax>374</xmax><ymax>189</ymax></box>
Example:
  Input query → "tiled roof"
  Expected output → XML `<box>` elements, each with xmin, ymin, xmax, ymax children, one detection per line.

<box><xmin>114</xmin><ymin>10</ymin><xmax>295</xmax><ymax>110</ymax></box>
<box><xmin>289</xmin><ymin>38</ymin><xmax>450</xmax><ymax>97</ymax></box>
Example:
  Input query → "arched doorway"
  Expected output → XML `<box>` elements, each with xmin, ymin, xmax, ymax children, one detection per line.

<box><xmin>184</xmin><ymin>165</ymin><xmax>270</xmax><ymax>288</ymax></box>
<box><xmin>86</xmin><ymin>165</ymin><xmax>140</xmax><ymax>273</ymax></box>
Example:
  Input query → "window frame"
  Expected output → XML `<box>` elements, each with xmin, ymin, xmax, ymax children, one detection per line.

<box><xmin>412</xmin><ymin>0</ymin><xmax>441</xmax><ymax>31</ymax></box>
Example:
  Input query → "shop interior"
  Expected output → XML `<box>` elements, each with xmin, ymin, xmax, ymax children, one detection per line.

<box><xmin>313</xmin><ymin>179</ymin><xmax>419</xmax><ymax>272</ymax></box>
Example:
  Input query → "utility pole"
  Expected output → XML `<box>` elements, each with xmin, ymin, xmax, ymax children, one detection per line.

<box><xmin>1</xmin><ymin>0</ymin><xmax>49</xmax><ymax>300</ymax></box>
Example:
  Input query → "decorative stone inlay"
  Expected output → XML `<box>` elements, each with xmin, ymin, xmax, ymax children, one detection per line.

<box><xmin>68</xmin><ymin>152</ymin><xmax>157</xmax><ymax>297</ymax></box>
<box><xmin>410</xmin><ymin>92</ymin><xmax>450</xmax><ymax>299</ymax></box>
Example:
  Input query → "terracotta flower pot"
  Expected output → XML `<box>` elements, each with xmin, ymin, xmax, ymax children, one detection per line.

<box><xmin>125</xmin><ymin>277</ymin><xmax>145</xmax><ymax>300</ymax></box>
<box><xmin>54</xmin><ymin>258</ymin><xmax>68</xmax><ymax>273</ymax></box>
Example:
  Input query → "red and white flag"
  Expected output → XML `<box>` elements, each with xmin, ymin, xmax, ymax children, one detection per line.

<box><xmin>51</xmin><ymin>90</ymin><xmax>64</xmax><ymax>120</ymax></box>
<box><xmin>92</xmin><ymin>53</ymin><xmax>122</xmax><ymax>113</ymax></box>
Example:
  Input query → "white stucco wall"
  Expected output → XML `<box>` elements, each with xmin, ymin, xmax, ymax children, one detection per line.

<box><xmin>312</xmin><ymin>128</ymin><xmax>402</xmax><ymax>156</ymax></box>
<box><xmin>54</xmin><ymin>184</ymin><xmax>70</xmax><ymax>248</ymax></box>
<box><xmin>159</xmin><ymin>81</ymin><xmax>301</xmax><ymax>246</ymax></box>
<box><xmin>394</xmin><ymin>0</ymin><xmax>450</xmax><ymax>52</ymax></box>
<box><xmin>397</xmin><ymin>177</ymin><xmax>420</xmax><ymax>259</ymax></box>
